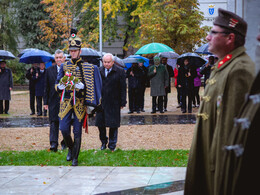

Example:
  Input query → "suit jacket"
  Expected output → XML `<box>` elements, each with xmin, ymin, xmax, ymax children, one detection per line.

<box><xmin>44</xmin><ymin>65</ymin><xmax>60</xmax><ymax>121</ymax></box>
<box><xmin>165</xmin><ymin>64</ymin><xmax>174</xmax><ymax>93</ymax></box>
<box><xmin>95</xmin><ymin>65</ymin><xmax>126</xmax><ymax>128</ymax></box>
<box><xmin>34</xmin><ymin>69</ymin><xmax>46</xmax><ymax>97</ymax></box>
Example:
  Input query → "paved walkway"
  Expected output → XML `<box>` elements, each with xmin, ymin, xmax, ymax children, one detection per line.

<box><xmin>0</xmin><ymin>166</ymin><xmax>186</xmax><ymax>194</ymax></box>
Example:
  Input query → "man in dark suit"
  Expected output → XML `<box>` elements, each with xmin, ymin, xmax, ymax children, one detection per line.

<box><xmin>95</xmin><ymin>53</ymin><xmax>127</xmax><ymax>152</ymax></box>
<box><xmin>161</xmin><ymin>57</ymin><xmax>174</xmax><ymax>112</ymax></box>
<box><xmin>26</xmin><ymin>63</ymin><xmax>38</xmax><ymax>115</ymax></box>
<box><xmin>126</xmin><ymin>63</ymin><xmax>144</xmax><ymax>114</ymax></box>
<box><xmin>44</xmin><ymin>49</ymin><xmax>66</xmax><ymax>152</ymax></box>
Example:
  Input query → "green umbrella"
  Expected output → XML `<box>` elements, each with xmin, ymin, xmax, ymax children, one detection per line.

<box><xmin>135</xmin><ymin>43</ymin><xmax>174</xmax><ymax>55</ymax></box>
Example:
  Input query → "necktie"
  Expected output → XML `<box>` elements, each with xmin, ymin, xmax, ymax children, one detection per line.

<box><xmin>106</xmin><ymin>69</ymin><xmax>110</xmax><ymax>77</ymax></box>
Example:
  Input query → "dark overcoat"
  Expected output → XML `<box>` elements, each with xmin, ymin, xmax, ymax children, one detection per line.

<box><xmin>95</xmin><ymin>65</ymin><xmax>126</xmax><ymax>128</ymax></box>
<box><xmin>0</xmin><ymin>68</ymin><xmax>13</xmax><ymax>100</ymax></box>
<box><xmin>34</xmin><ymin>69</ymin><xmax>46</xmax><ymax>97</ymax></box>
<box><xmin>177</xmin><ymin>63</ymin><xmax>196</xmax><ymax>89</ymax></box>
<box><xmin>44</xmin><ymin>65</ymin><xmax>60</xmax><ymax>121</ymax></box>
<box><xmin>165</xmin><ymin>64</ymin><xmax>174</xmax><ymax>93</ymax></box>
<box><xmin>126</xmin><ymin>65</ymin><xmax>144</xmax><ymax>89</ymax></box>
<box><xmin>26</xmin><ymin>67</ymin><xmax>38</xmax><ymax>90</ymax></box>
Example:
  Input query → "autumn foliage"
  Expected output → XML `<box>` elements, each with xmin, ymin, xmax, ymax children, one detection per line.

<box><xmin>38</xmin><ymin>0</ymin><xmax>209</xmax><ymax>55</ymax></box>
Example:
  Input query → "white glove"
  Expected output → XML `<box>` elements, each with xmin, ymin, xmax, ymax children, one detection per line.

<box><xmin>57</xmin><ymin>84</ymin><xmax>66</xmax><ymax>90</ymax></box>
<box><xmin>75</xmin><ymin>82</ymin><xmax>84</xmax><ymax>89</ymax></box>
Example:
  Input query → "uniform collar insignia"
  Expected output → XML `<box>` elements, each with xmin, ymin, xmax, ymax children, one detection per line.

<box><xmin>218</xmin><ymin>54</ymin><xmax>232</xmax><ymax>69</ymax></box>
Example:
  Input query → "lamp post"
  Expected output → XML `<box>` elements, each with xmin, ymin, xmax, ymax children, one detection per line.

<box><xmin>99</xmin><ymin>0</ymin><xmax>102</xmax><ymax>55</ymax></box>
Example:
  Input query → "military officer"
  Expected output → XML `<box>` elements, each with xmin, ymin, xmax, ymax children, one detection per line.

<box><xmin>56</xmin><ymin>29</ymin><xmax>102</xmax><ymax>166</ymax></box>
<box><xmin>184</xmin><ymin>8</ymin><xmax>255</xmax><ymax>195</ymax></box>
<box><xmin>216</xmin><ymin>31</ymin><xmax>260</xmax><ymax>195</ymax></box>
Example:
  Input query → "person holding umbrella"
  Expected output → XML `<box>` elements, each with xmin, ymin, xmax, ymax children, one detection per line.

<box><xmin>34</xmin><ymin>62</ymin><xmax>47</xmax><ymax>116</ymax></box>
<box><xmin>0</xmin><ymin>60</ymin><xmax>13</xmax><ymax>114</ymax></box>
<box><xmin>148</xmin><ymin>56</ymin><xmax>169</xmax><ymax>114</ymax></box>
<box><xmin>26</xmin><ymin>63</ymin><xmax>39</xmax><ymax>115</ymax></box>
<box><xmin>177</xmin><ymin>58</ymin><xmax>196</xmax><ymax>113</ymax></box>
<box><xmin>199</xmin><ymin>55</ymin><xmax>215</xmax><ymax>88</ymax></box>
<box><xmin>56</xmin><ymin>28</ymin><xmax>102</xmax><ymax>166</ymax></box>
<box><xmin>126</xmin><ymin>62</ymin><xmax>144</xmax><ymax>114</ymax></box>
<box><xmin>161</xmin><ymin>57</ymin><xmax>174</xmax><ymax>112</ymax></box>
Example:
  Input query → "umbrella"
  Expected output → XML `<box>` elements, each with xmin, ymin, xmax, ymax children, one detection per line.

<box><xmin>135</xmin><ymin>43</ymin><xmax>174</xmax><ymax>55</ymax></box>
<box><xmin>18</xmin><ymin>48</ymin><xmax>39</xmax><ymax>58</ymax></box>
<box><xmin>195</xmin><ymin>43</ymin><xmax>212</xmax><ymax>55</ymax></box>
<box><xmin>156</xmin><ymin>51</ymin><xmax>179</xmax><ymax>59</ymax></box>
<box><xmin>114</xmin><ymin>56</ymin><xmax>125</xmax><ymax>68</ymax></box>
<box><xmin>123</xmin><ymin>55</ymin><xmax>149</xmax><ymax>69</ymax></box>
<box><xmin>128</xmin><ymin>55</ymin><xmax>149</xmax><ymax>67</ymax></box>
<box><xmin>19</xmin><ymin>49</ymin><xmax>54</xmax><ymax>64</ymax></box>
<box><xmin>177</xmin><ymin>52</ymin><xmax>206</xmax><ymax>67</ymax></box>
<box><xmin>80</xmin><ymin>48</ymin><xmax>100</xmax><ymax>57</ymax></box>
<box><xmin>0</xmin><ymin>50</ymin><xmax>16</xmax><ymax>60</ymax></box>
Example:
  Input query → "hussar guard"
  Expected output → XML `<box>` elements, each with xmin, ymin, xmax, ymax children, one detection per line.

<box><xmin>55</xmin><ymin>28</ymin><xmax>102</xmax><ymax>166</ymax></box>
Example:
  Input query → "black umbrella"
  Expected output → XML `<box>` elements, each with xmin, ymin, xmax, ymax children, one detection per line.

<box><xmin>177</xmin><ymin>52</ymin><xmax>206</xmax><ymax>67</ymax></box>
<box><xmin>0</xmin><ymin>50</ymin><xmax>16</xmax><ymax>60</ymax></box>
<box><xmin>195</xmin><ymin>43</ymin><xmax>212</xmax><ymax>55</ymax></box>
<box><xmin>80</xmin><ymin>48</ymin><xmax>100</xmax><ymax>57</ymax></box>
<box><xmin>18</xmin><ymin>48</ymin><xmax>39</xmax><ymax>58</ymax></box>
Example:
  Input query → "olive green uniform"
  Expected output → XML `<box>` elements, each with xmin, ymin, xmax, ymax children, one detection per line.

<box><xmin>184</xmin><ymin>46</ymin><xmax>255</xmax><ymax>195</ymax></box>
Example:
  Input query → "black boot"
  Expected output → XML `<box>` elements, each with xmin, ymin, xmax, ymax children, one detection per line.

<box><xmin>63</xmin><ymin>135</ymin><xmax>73</xmax><ymax>161</ymax></box>
<box><xmin>72</xmin><ymin>137</ymin><xmax>81</xmax><ymax>166</ymax></box>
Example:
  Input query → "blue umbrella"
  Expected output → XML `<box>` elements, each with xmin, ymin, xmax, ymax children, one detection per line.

<box><xmin>123</xmin><ymin>55</ymin><xmax>149</xmax><ymax>69</ymax></box>
<box><xmin>19</xmin><ymin>49</ymin><xmax>54</xmax><ymax>64</ymax></box>
<box><xmin>195</xmin><ymin>43</ymin><xmax>212</xmax><ymax>55</ymax></box>
<box><xmin>17</xmin><ymin>48</ymin><xmax>39</xmax><ymax>57</ymax></box>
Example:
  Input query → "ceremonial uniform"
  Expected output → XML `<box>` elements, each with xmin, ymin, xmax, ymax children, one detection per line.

<box><xmin>55</xmin><ymin>29</ymin><xmax>102</xmax><ymax>166</ymax></box>
<box><xmin>184</xmin><ymin>8</ymin><xmax>255</xmax><ymax>195</ymax></box>
<box><xmin>216</xmin><ymin>33</ymin><xmax>260</xmax><ymax>195</ymax></box>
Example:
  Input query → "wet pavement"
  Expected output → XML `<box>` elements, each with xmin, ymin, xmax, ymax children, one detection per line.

<box><xmin>0</xmin><ymin>114</ymin><xmax>196</xmax><ymax>128</ymax></box>
<box><xmin>0</xmin><ymin>166</ymin><xmax>186</xmax><ymax>195</ymax></box>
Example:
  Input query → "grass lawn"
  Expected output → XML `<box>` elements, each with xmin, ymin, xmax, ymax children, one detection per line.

<box><xmin>0</xmin><ymin>149</ymin><xmax>189</xmax><ymax>167</ymax></box>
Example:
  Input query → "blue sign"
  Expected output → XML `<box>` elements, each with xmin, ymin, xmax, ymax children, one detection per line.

<box><xmin>209</xmin><ymin>5</ymin><xmax>215</xmax><ymax>15</ymax></box>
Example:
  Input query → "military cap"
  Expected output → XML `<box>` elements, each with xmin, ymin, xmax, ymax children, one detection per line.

<box><xmin>213</xmin><ymin>8</ymin><xmax>247</xmax><ymax>37</ymax></box>
<box><xmin>69</xmin><ymin>28</ymin><xmax>82</xmax><ymax>50</ymax></box>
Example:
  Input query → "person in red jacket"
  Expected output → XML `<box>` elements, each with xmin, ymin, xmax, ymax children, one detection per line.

<box><xmin>174</xmin><ymin>64</ymin><xmax>182</xmax><ymax>108</ymax></box>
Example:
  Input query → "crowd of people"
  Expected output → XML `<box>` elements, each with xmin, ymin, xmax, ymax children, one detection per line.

<box><xmin>0</xmin><ymin>8</ymin><xmax>259</xmax><ymax>192</ymax></box>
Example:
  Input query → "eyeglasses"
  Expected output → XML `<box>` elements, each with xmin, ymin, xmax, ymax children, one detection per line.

<box><xmin>209</xmin><ymin>30</ymin><xmax>230</xmax><ymax>36</ymax></box>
